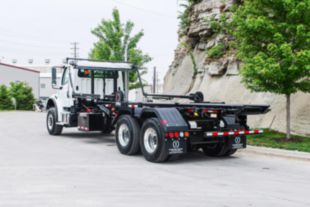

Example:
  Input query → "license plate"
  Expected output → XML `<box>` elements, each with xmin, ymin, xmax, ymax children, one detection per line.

<box><xmin>189</xmin><ymin>121</ymin><xmax>197</xmax><ymax>129</ymax></box>
<box><xmin>210</xmin><ymin>113</ymin><xmax>217</xmax><ymax>118</ymax></box>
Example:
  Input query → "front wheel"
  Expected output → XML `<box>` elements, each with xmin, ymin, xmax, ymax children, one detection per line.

<box><xmin>46</xmin><ymin>107</ymin><xmax>63</xmax><ymax>135</ymax></box>
<box><xmin>140</xmin><ymin>118</ymin><xmax>169</xmax><ymax>163</ymax></box>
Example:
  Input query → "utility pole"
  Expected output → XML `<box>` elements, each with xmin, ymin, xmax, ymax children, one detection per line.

<box><xmin>71</xmin><ymin>42</ymin><xmax>79</xmax><ymax>59</ymax></box>
<box><xmin>152</xmin><ymin>66</ymin><xmax>157</xmax><ymax>93</ymax></box>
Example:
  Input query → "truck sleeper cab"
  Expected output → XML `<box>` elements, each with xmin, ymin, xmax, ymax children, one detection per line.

<box><xmin>46</xmin><ymin>58</ymin><xmax>270</xmax><ymax>163</ymax></box>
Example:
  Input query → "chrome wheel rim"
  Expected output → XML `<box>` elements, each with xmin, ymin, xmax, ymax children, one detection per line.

<box><xmin>47</xmin><ymin>114</ymin><xmax>54</xmax><ymax>130</ymax></box>
<box><xmin>118</xmin><ymin>124</ymin><xmax>130</xmax><ymax>147</ymax></box>
<box><xmin>144</xmin><ymin>128</ymin><xmax>158</xmax><ymax>154</ymax></box>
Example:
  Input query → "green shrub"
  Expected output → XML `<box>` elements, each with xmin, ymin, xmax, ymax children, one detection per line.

<box><xmin>0</xmin><ymin>85</ymin><xmax>14</xmax><ymax>110</ymax></box>
<box><xmin>9</xmin><ymin>82</ymin><xmax>35</xmax><ymax>110</ymax></box>
<box><xmin>207</xmin><ymin>43</ymin><xmax>226</xmax><ymax>58</ymax></box>
<box><xmin>210</xmin><ymin>16</ymin><xmax>221</xmax><ymax>33</ymax></box>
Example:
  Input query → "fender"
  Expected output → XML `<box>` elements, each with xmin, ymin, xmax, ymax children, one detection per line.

<box><xmin>46</xmin><ymin>96</ymin><xmax>59</xmax><ymax>122</ymax></box>
<box><xmin>137</xmin><ymin>107</ymin><xmax>189</xmax><ymax>132</ymax></box>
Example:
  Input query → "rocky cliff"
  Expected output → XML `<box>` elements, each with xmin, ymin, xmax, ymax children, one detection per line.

<box><xmin>164</xmin><ymin>0</ymin><xmax>310</xmax><ymax>135</ymax></box>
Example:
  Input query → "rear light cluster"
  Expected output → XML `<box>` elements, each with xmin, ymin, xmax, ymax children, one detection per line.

<box><xmin>128</xmin><ymin>104</ymin><xmax>138</xmax><ymax>108</ymax></box>
<box><xmin>105</xmin><ymin>104</ymin><xmax>112</xmax><ymax>108</ymax></box>
<box><xmin>202</xmin><ymin>109</ymin><xmax>221</xmax><ymax>113</ymax></box>
<box><xmin>165</xmin><ymin>131</ymin><xmax>189</xmax><ymax>138</ymax></box>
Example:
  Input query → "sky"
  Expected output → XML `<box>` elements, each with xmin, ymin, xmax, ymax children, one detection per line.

<box><xmin>0</xmin><ymin>0</ymin><xmax>180</xmax><ymax>83</ymax></box>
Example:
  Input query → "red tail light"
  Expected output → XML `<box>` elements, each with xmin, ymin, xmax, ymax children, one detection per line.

<box><xmin>187</xmin><ymin>108</ymin><xmax>194</xmax><ymax>113</ymax></box>
<box><xmin>128</xmin><ymin>104</ymin><xmax>138</xmax><ymax>108</ymax></box>
<box><xmin>202</xmin><ymin>109</ymin><xmax>220</xmax><ymax>113</ymax></box>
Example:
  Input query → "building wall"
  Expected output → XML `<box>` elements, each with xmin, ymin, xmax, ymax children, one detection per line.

<box><xmin>0</xmin><ymin>63</ymin><xmax>40</xmax><ymax>98</ymax></box>
<box><xmin>39</xmin><ymin>75</ymin><xmax>61</xmax><ymax>98</ymax></box>
<box><xmin>26</xmin><ymin>66</ymin><xmax>63</xmax><ymax>99</ymax></box>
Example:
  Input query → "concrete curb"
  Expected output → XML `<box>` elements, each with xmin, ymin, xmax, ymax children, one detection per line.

<box><xmin>243</xmin><ymin>145</ymin><xmax>310</xmax><ymax>162</ymax></box>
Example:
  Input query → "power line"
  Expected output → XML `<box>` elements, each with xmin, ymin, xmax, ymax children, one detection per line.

<box><xmin>0</xmin><ymin>28</ymin><xmax>70</xmax><ymax>46</ymax></box>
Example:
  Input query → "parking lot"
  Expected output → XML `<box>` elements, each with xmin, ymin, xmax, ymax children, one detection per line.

<box><xmin>0</xmin><ymin>112</ymin><xmax>310</xmax><ymax>207</ymax></box>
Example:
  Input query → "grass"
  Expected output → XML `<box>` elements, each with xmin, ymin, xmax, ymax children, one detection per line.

<box><xmin>247</xmin><ymin>129</ymin><xmax>310</xmax><ymax>153</ymax></box>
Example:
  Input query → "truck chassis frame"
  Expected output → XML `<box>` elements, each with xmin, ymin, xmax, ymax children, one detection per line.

<box><xmin>46</xmin><ymin>58</ymin><xmax>270</xmax><ymax>162</ymax></box>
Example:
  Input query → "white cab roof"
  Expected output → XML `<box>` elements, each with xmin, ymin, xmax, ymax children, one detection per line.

<box><xmin>70</xmin><ymin>60</ymin><xmax>134</xmax><ymax>71</ymax></box>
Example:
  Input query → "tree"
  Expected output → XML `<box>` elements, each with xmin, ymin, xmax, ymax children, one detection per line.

<box><xmin>9</xmin><ymin>82</ymin><xmax>35</xmax><ymax>110</ymax></box>
<box><xmin>90</xmin><ymin>8</ymin><xmax>152</xmax><ymax>89</ymax></box>
<box><xmin>0</xmin><ymin>85</ymin><xmax>13</xmax><ymax>110</ymax></box>
<box><xmin>232</xmin><ymin>0</ymin><xmax>310</xmax><ymax>139</ymax></box>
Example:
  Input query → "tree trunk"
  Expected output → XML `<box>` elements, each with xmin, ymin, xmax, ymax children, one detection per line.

<box><xmin>286</xmin><ymin>94</ymin><xmax>291</xmax><ymax>140</ymax></box>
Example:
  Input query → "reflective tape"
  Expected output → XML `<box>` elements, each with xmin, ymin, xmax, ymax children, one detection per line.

<box><xmin>206</xmin><ymin>130</ymin><xmax>263</xmax><ymax>137</ymax></box>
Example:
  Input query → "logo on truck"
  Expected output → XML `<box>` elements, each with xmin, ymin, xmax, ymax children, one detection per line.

<box><xmin>172</xmin><ymin>140</ymin><xmax>180</xmax><ymax>149</ymax></box>
<box><xmin>235</xmin><ymin>136</ymin><xmax>241</xmax><ymax>144</ymax></box>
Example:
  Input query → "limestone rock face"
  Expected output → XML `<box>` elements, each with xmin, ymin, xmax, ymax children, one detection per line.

<box><xmin>188</xmin><ymin>0</ymin><xmax>234</xmax><ymax>37</ymax></box>
<box><xmin>226</xmin><ymin>56</ymin><xmax>239</xmax><ymax>75</ymax></box>
<box><xmin>207</xmin><ymin>59</ymin><xmax>228</xmax><ymax>76</ymax></box>
<box><xmin>164</xmin><ymin>0</ymin><xmax>310</xmax><ymax>135</ymax></box>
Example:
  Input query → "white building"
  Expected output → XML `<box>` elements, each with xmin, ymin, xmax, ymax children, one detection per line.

<box><xmin>0</xmin><ymin>63</ymin><xmax>40</xmax><ymax>98</ymax></box>
<box><xmin>22</xmin><ymin>65</ymin><xmax>62</xmax><ymax>99</ymax></box>
<box><xmin>39</xmin><ymin>73</ymin><xmax>61</xmax><ymax>98</ymax></box>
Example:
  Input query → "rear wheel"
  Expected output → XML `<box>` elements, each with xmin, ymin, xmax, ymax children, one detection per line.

<box><xmin>202</xmin><ymin>143</ymin><xmax>227</xmax><ymax>157</ymax></box>
<box><xmin>115</xmin><ymin>115</ymin><xmax>140</xmax><ymax>155</ymax></box>
<box><xmin>140</xmin><ymin>118</ymin><xmax>169</xmax><ymax>163</ymax></box>
<box><xmin>46</xmin><ymin>107</ymin><xmax>63</xmax><ymax>135</ymax></box>
<box><xmin>202</xmin><ymin>143</ymin><xmax>237</xmax><ymax>157</ymax></box>
<box><xmin>224</xmin><ymin>149</ymin><xmax>237</xmax><ymax>156</ymax></box>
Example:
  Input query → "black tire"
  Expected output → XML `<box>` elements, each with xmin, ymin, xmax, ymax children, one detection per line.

<box><xmin>223</xmin><ymin>149</ymin><xmax>237</xmax><ymax>156</ymax></box>
<box><xmin>101</xmin><ymin>129</ymin><xmax>113</xmax><ymax>135</ymax></box>
<box><xmin>46</xmin><ymin>107</ymin><xmax>63</xmax><ymax>135</ymax></box>
<box><xmin>140</xmin><ymin>118</ymin><xmax>169</xmax><ymax>163</ymax></box>
<box><xmin>115</xmin><ymin>115</ymin><xmax>140</xmax><ymax>155</ymax></box>
<box><xmin>202</xmin><ymin>143</ymin><xmax>237</xmax><ymax>157</ymax></box>
<box><xmin>202</xmin><ymin>143</ymin><xmax>228</xmax><ymax>157</ymax></box>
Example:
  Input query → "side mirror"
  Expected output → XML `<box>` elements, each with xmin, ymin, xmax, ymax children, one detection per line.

<box><xmin>51</xmin><ymin>67</ymin><xmax>62</xmax><ymax>89</ymax></box>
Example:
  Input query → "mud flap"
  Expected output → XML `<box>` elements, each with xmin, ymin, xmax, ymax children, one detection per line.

<box><xmin>166</xmin><ymin>138</ymin><xmax>187</xmax><ymax>155</ymax></box>
<box><xmin>228</xmin><ymin>135</ymin><xmax>246</xmax><ymax>149</ymax></box>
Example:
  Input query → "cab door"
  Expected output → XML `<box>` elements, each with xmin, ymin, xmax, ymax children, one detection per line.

<box><xmin>57</xmin><ymin>68</ymin><xmax>72</xmax><ymax>123</ymax></box>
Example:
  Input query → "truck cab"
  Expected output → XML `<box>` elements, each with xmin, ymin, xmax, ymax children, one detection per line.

<box><xmin>46</xmin><ymin>59</ymin><xmax>132</xmax><ymax>135</ymax></box>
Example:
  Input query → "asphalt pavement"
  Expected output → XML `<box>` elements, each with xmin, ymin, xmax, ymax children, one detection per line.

<box><xmin>0</xmin><ymin>112</ymin><xmax>309</xmax><ymax>207</ymax></box>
